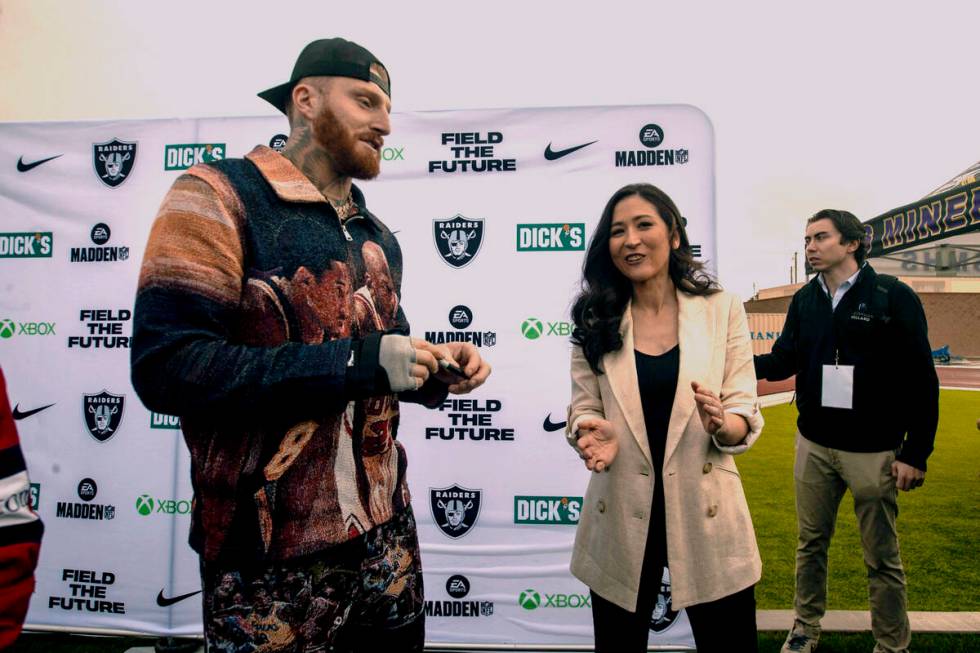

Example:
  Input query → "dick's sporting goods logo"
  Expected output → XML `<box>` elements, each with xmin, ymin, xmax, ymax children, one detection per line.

<box><xmin>135</xmin><ymin>494</ymin><xmax>192</xmax><ymax>516</ymax></box>
<box><xmin>164</xmin><ymin>143</ymin><xmax>225</xmax><ymax>170</ymax></box>
<box><xmin>150</xmin><ymin>412</ymin><xmax>181</xmax><ymax>429</ymax></box>
<box><xmin>514</xmin><ymin>496</ymin><xmax>582</xmax><ymax>525</ymax></box>
<box><xmin>520</xmin><ymin>318</ymin><xmax>573</xmax><ymax>340</ymax></box>
<box><xmin>516</xmin><ymin>223</ymin><xmax>585</xmax><ymax>251</ymax></box>
<box><xmin>0</xmin><ymin>482</ymin><xmax>38</xmax><ymax>517</ymax></box>
<box><xmin>518</xmin><ymin>589</ymin><xmax>591</xmax><ymax>610</ymax></box>
<box><xmin>0</xmin><ymin>232</ymin><xmax>53</xmax><ymax>258</ymax></box>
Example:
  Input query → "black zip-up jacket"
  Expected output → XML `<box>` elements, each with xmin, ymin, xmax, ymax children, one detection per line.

<box><xmin>754</xmin><ymin>265</ymin><xmax>938</xmax><ymax>470</ymax></box>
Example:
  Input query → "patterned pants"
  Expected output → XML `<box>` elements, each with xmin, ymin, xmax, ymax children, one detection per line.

<box><xmin>201</xmin><ymin>507</ymin><xmax>424</xmax><ymax>653</ymax></box>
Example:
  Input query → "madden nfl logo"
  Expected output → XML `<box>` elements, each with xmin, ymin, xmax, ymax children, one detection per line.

<box><xmin>83</xmin><ymin>391</ymin><xmax>125</xmax><ymax>443</ymax></box>
<box><xmin>433</xmin><ymin>215</ymin><xmax>485</xmax><ymax>269</ymax></box>
<box><xmin>430</xmin><ymin>485</ymin><xmax>482</xmax><ymax>539</ymax></box>
<box><xmin>93</xmin><ymin>139</ymin><xmax>137</xmax><ymax>188</ymax></box>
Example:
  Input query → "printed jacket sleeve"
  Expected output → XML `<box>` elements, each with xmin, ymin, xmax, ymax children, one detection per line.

<box><xmin>890</xmin><ymin>283</ymin><xmax>939</xmax><ymax>471</ymax></box>
<box><xmin>753</xmin><ymin>293</ymin><xmax>799</xmax><ymax>381</ymax></box>
<box><xmin>384</xmin><ymin>305</ymin><xmax>450</xmax><ymax>409</ymax></box>
<box><xmin>715</xmin><ymin>294</ymin><xmax>764</xmax><ymax>455</ymax></box>
<box><xmin>565</xmin><ymin>344</ymin><xmax>606</xmax><ymax>449</ymax></box>
<box><xmin>131</xmin><ymin>170</ymin><xmax>389</xmax><ymax>420</ymax></box>
<box><xmin>0</xmin><ymin>368</ymin><xmax>43</xmax><ymax>650</ymax></box>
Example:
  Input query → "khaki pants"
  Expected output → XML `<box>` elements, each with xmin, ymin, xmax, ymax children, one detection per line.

<box><xmin>793</xmin><ymin>433</ymin><xmax>910</xmax><ymax>653</ymax></box>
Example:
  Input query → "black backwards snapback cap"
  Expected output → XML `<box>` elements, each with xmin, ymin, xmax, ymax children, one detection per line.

<box><xmin>258</xmin><ymin>37</ymin><xmax>390</xmax><ymax>114</ymax></box>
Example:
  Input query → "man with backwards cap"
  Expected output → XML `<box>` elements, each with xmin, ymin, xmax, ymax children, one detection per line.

<box><xmin>131</xmin><ymin>38</ymin><xmax>490</xmax><ymax>651</ymax></box>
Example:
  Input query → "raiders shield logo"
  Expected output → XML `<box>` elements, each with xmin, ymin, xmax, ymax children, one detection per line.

<box><xmin>430</xmin><ymin>484</ymin><xmax>481</xmax><ymax>538</ymax></box>
<box><xmin>649</xmin><ymin>566</ymin><xmax>680</xmax><ymax>633</ymax></box>
<box><xmin>433</xmin><ymin>215</ymin><xmax>484</xmax><ymax>269</ymax></box>
<box><xmin>83</xmin><ymin>390</ymin><xmax>125</xmax><ymax>442</ymax></box>
<box><xmin>93</xmin><ymin>139</ymin><xmax>137</xmax><ymax>188</ymax></box>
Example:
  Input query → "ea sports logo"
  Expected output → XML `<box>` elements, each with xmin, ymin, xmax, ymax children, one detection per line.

<box><xmin>518</xmin><ymin>589</ymin><xmax>541</xmax><ymax>610</ymax></box>
<box><xmin>521</xmin><ymin>318</ymin><xmax>543</xmax><ymax>340</ymax></box>
<box><xmin>448</xmin><ymin>305</ymin><xmax>473</xmax><ymax>329</ymax></box>
<box><xmin>0</xmin><ymin>319</ymin><xmax>14</xmax><ymax>339</ymax></box>
<box><xmin>91</xmin><ymin>223</ymin><xmax>111</xmax><ymax>246</ymax></box>
<box><xmin>136</xmin><ymin>494</ymin><xmax>154</xmax><ymax>516</ymax></box>
<box><xmin>446</xmin><ymin>574</ymin><xmax>470</xmax><ymax>599</ymax></box>
<box><xmin>77</xmin><ymin>478</ymin><xmax>98</xmax><ymax>502</ymax></box>
<box><xmin>639</xmin><ymin>123</ymin><xmax>664</xmax><ymax>148</ymax></box>
<box><xmin>269</xmin><ymin>134</ymin><xmax>288</xmax><ymax>152</ymax></box>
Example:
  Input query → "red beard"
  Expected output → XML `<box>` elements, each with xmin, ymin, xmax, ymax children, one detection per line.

<box><xmin>313</xmin><ymin>106</ymin><xmax>381</xmax><ymax>180</ymax></box>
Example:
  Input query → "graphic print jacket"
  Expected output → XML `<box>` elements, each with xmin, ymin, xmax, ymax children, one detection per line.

<box><xmin>132</xmin><ymin>146</ymin><xmax>446</xmax><ymax>561</ymax></box>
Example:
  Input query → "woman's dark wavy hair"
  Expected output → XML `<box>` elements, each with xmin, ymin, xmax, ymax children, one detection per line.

<box><xmin>570</xmin><ymin>183</ymin><xmax>719</xmax><ymax>375</ymax></box>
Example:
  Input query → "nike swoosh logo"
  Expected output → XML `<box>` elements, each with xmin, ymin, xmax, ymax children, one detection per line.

<box><xmin>12</xmin><ymin>403</ymin><xmax>55</xmax><ymax>420</ymax></box>
<box><xmin>156</xmin><ymin>589</ymin><xmax>202</xmax><ymax>607</ymax></box>
<box><xmin>17</xmin><ymin>154</ymin><xmax>63</xmax><ymax>172</ymax></box>
<box><xmin>543</xmin><ymin>414</ymin><xmax>568</xmax><ymax>432</ymax></box>
<box><xmin>544</xmin><ymin>141</ymin><xmax>597</xmax><ymax>161</ymax></box>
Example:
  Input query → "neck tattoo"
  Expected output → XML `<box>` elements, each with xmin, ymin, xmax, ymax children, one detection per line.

<box><xmin>331</xmin><ymin>193</ymin><xmax>357</xmax><ymax>220</ymax></box>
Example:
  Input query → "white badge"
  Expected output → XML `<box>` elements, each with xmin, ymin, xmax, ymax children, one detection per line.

<box><xmin>821</xmin><ymin>364</ymin><xmax>854</xmax><ymax>409</ymax></box>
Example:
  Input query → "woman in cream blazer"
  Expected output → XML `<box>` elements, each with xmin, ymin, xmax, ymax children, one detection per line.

<box><xmin>567</xmin><ymin>184</ymin><xmax>763</xmax><ymax>652</ymax></box>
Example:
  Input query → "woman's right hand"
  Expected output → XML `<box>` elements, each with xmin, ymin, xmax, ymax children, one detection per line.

<box><xmin>575</xmin><ymin>418</ymin><xmax>618</xmax><ymax>472</ymax></box>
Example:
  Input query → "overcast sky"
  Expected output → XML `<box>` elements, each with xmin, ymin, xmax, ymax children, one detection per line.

<box><xmin>2</xmin><ymin>0</ymin><xmax>977</xmax><ymax>298</ymax></box>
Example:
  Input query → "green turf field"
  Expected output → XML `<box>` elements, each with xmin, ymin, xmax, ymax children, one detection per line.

<box><xmin>8</xmin><ymin>390</ymin><xmax>978</xmax><ymax>652</ymax></box>
<box><xmin>744</xmin><ymin>389</ymin><xmax>980</xmax><ymax>611</ymax></box>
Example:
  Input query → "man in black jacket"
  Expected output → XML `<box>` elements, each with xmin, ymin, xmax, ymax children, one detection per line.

<box><xmin>755</xmin><ymin>209</ymin><xmax>938</xmax><ymax>653</ymax></box>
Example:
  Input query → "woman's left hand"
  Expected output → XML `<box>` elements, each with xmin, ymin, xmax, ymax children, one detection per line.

<box><xmin>692</xmin><ymin>381</ymin><xmax>726</xmax><ymax>436</ymax></box>
<box><xmin>692</xmin><ymin>381</ymin><xmax>749</xmax><ymax>445</ymax></box>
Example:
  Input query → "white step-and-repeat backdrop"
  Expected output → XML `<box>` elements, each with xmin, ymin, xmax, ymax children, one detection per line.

<box><xmin>0</xmin><ymin>104</ymin><xmax>715</xmax><ymax>648</ymax></box>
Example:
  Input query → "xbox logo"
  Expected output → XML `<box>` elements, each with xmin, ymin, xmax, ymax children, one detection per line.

<box><xmin>521</xmin><ymin>318</ymin><xmax>544</xmax><ymax>340</ymax></box>
<box><xmin>136</xmin><ymin>494</ymin><xmax>154</xmax><ymax>516</ymax></box>
<box><xmin>0</xmin><ymin>319</ymin><xmax>14</xmax><ymax>339</ymax></box>
<box><xmin>518</xmin><ymin>589</ymin><xmax>541</xmax><ymax>610</ymax></box>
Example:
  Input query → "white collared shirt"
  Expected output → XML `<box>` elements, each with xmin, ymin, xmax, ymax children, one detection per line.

<box><xmin>817</xmin><ymin>263</ymin><xmax>865</xmax><ymax>311</ymax></box>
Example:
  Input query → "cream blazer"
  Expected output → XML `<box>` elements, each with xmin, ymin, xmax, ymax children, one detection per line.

<box><xmin>566</xmin><ymin>289</ymin><xmax>763</xmax><ymax>611</ymax></box>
